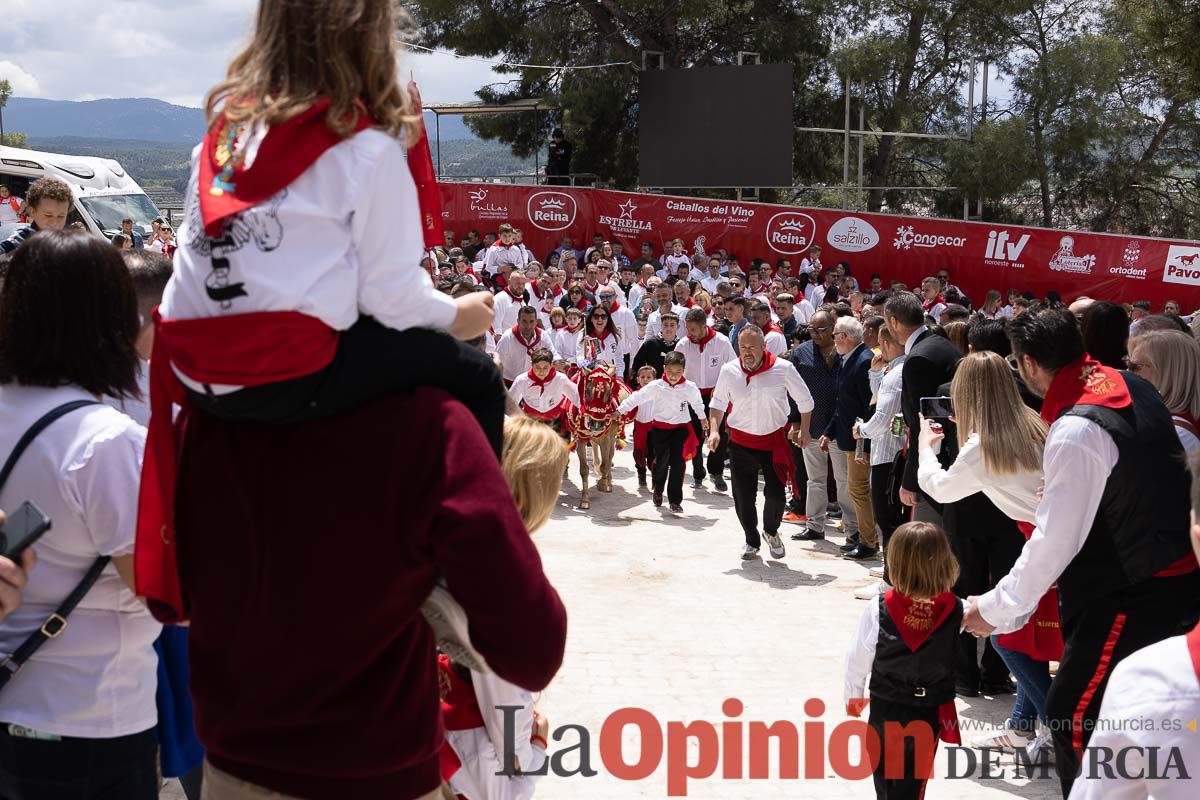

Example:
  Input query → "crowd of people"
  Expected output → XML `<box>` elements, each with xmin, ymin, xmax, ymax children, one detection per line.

<box><xmin>0</xmin><ymin>2</ymin><xmax>1199</xmax><ymax>800</ymax></box>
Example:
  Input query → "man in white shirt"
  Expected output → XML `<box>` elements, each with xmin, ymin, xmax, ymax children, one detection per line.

<box><xmin>492</xmin><ymin>271</ymin><xmax>529</xmax><ymax>336</ymax></box>
<box><xmin>708</xmin><ymin>326</ymin><xmax>814</xmax><ymax>561</ymax></box>
<box><xmin>963</xmin><ymin>308</ymin><xmax>1200</xmax><ymax>796</ymax></box>
<box><xmin>699</xmin><ymin>257</ymin><xmax>724</xmax><ymax>296</ymax></box>
<box><xmin>645</xmin><ymin>284</ymin><xmax>686</xmax><ymax>341</ymax></box>
<box><xmin>618</xmin><ymin>351</ymin><xmax>707</xmax><ymax>513</ymax></box>
<box><xmin>595</xmin><ymin>286</ymin><xmax>638</xmax><ymax>380</ymax></box>
<box><xmin>495</xmin><ymin>307</ymin><xmax>558</xmax><ymax>384</ymax></box>
<box><xmin>750</xmin><ymin>303</ymin><xmax>789</xmax><ymax>356</ymax></box>
<box><xmin>687</xmin><ymin>254</ymin><xmax>709</xmax><ymax>284</ymax></box>
<box><xmin>675</xmin><ymin>308</ymin><xmax>736</xmax><ymax>492</ymax></box>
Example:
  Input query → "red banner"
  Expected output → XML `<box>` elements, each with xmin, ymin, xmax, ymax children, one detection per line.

<box><xmin>439</xmin><ymin>183</ymin><xmax>1200</xmax><ymax>309</ymax></box>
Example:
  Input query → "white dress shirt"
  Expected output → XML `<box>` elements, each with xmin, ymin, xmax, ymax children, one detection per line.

<box><xmin>628</xmin><ymin>282</ymin><xmax>649</xmax><ymax>313</ymax></box>
<box><xmin>904</xmin><ymin>327</ymin><xmax>925</xmax><ymax>355</ymax></box>
<box><xmin>700</xmin><ymin>275</ymin><xmax>723</xmax><ymax>295</ymax></box>
<box><xmin>673</xmin><ymin>332</ymin><xmax>736</xmax><ymax>391</ymax></box>
<box><xmin>162</xmin><ymin>129</ymin><xmax>456</xmax><ymax>335</ymax></box>
<box><xmin>483</xmin><ymin>242</ymin><xmax>527</xmax><ymax>275</ymax></box>
<box><xmin>508</xmin><ymin>371</ymin><xmax>579</xmax><ymax>414</ymax></box>
<box><xmin>605</xmin><ymin>304</ymin><xmax>639</xmax><ymax>357</ymax></box>
<box><xmin>495</xmin><ymin>328</ymin><xmax>559</xmax><ymax>382</ymax></box>
<box><xmin>617</xmin><ymin>379</ymin><xmax>705</xmax><ymax>425</ymax></box>
<box><xmin>858</xmin><ymin>355</ymin><xmax>907</xmax><ymax>467</ymax></box>
<box><xmin>925</xmin><ymin>302</ymin><xmax>947</xmax><ymax>324</ymax></box>
<box><xmin>918</xmin><ymin>433</ymin><xmax>1043</xmax><ymax>524</ymax></box>
<box><xmin>711</xmin><ymin>356</ymin><xmax>815</xmax><ymax>434</ymax></box>
<box><xmin>792</xmin><ymin>299</ymin><xmax>816</xmax><ymax>324</ymax></box>
<box><xmin>551</xmin><ymin>327</ymin><xmax>582</xmax><ymax>359</ymax></box>
<box><xmin>808</xmin><ymin>284</ymin><xmax>830</xmax><ymax>308</ymax></box>
<box><xmin>763</xmin><ymin>329</ymin><xmax>789</xmax><ymax>356</ymax></box>
<box><xmin>977</xmin><ymin>416</ymin><xmax>1119</xmax><ymax>633</ymax></box>
<box><xmin>575</xmin><ymin>330</ymin><xmax>622</xmax><ymax>368</ymax></box>
<box><xmin>492</xmin><ymin>289</ymin><xmax>528</xmax><ymax>333</ymax></box>
<box><xmin>1069</xmin><ymin>629</ymin><xmax>1200</xmax><ymax>800</ymax></box>
<box><xmin>646</xmin><ymin>304</ymin><xmax>687</xmax><ymax>340</ymax></box>
<box><xmin>662</xmin><ymin>254</ymin><xmax>690</xmax><ymax>275</ymax></box>
<box><xmin>0</xmin><ymin>385</ymin><xmax>160</xmax><ymax>738</ymax></box>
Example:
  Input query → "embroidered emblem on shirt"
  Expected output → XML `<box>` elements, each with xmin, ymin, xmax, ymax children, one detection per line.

<box><xmin>1080</xmin><ymin>363</ymin><xmax>1116</xmax><ymax>396</ymax></box>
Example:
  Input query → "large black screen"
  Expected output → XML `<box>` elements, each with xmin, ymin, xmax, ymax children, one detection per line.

<box><xmin>639</xmin><ymin>64</ymin><xmax>794</xmax><ymax>188</ymax></box>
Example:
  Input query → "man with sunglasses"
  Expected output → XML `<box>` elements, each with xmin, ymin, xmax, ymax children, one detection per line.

<box><xmin>788</xmin><ymin>310</ymin><xmax>845</xmax><ymax>541</ymax></box>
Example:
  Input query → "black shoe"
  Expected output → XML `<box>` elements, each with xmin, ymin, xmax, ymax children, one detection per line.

<box><xmin>980</xmin><ymin>677</ymin><xmax>1017</xmax><ymax>696</ymax></box>
<box><xmin>827</xmin><ymin>503</ymin><xmax>842</xmax><ymax>519</ymax></box>
<box><xmin>791</xmin><ymin>527</ymin><xmax>825</xmax><ymax>541</ymax></box>
<box><xmin>839</xmin><ymin>535</ymin><xmax>862</xmax><ymax>552</ymax></box>
<box><xmin>955</xmin><ymin>680</ymin><xmax>980</xmax><ymax>698</ymax></box>
<box><xmin>652</xmin><ymin>491</ymin><xmax>663</xmax><ymax>507</ymax></box>
<box><xmin>843</xmin><ymin>544</ymin><xmax>878</xmax><ymax>560</ymax></box>
<box><xmin>669</xmin><ymin>502</ymin><xmax>684</xmax><ymax>513</ymax></box>
<box><xmin>712</xmin><ymin>475</ymin><xmax>728</xmax><ymax>492</ymax></box>
<box><xmin>692</xmin><ymin>475</ymin><xmax>705</xmax><ymax>489</ymax></box>
<box><xmin>637</xmin><ymin>471</ymin><xmax>647</xmax><ymax>488</ymax></box>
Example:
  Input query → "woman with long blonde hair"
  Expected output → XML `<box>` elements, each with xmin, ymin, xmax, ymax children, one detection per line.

<box><xmin>1126</xmin><ymin>330</ymin><xmax>1200</xmax><ymax>456</ymax></box>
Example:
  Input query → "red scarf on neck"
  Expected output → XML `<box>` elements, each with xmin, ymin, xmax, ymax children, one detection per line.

<box><xmin>607</xmin><ymin>301</ymin><xmax>622</xmax><ymax>315</ymax></box>
<box><xmin>531</xmin><ymin>283</ymin><xmax>562</xmax><ymax>301</ymax></box>
<box><xmin>527</xmin><ymin>366</ymin><xmax>558</xmax><ymax>396</ymax></box>
<box><xmin>763</xmin><ymin>321</ymin><xmax>783</xmax><ymax>336</ymax></box>
<box><xmin>1040</xmin><ymin>355</ymin><xmax>1132</xmax><ymax>424</ymax></box>
<box><xmin>511</xmin><ymin>324</ymin><xmax>543</xmax><ymax>356</ymax></box>
<box><xmin>583</xmin><ymin>280</ymin><xmax>599</xmax><ymax>294</ymax></box>
<box><xmin>681</xmin><ymin>297</ymin><xmax>696</xmax><ymax>308</ymax></box>
<box><xmin>505</xmin><ymin>286</ymin><xmax>526</xmax><ymax>303</ymax></box>
<box><xmin>741</xmin><ymin>350</ymin><xmax>776</xmax><ymax>384</ymax></box>
<box><xmin>883</xmin><ymin>589</ymin><xmax>963</xmax><ymax>744</ymax></box>
<box><xmin>689</xmin><ymin>326</ymin><xmax>717</xmax><ymax>353</ymax></box>
<box><xmin>199</xmin><ymin>98</ymin><xmax>376</xmax><ymax>237</ymax></box>
<box><xmin>591</xmin><ymin>326</ymin><xmax>614</xmax><ymax>345</ymax></box>
<box><xmin>922</xmin><ymin>294</ymin><xmax>946</xmax><ymax>312</ymax></box>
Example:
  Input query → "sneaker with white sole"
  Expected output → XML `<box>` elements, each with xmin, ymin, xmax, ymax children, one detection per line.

<box><xmin>854</xmin><ymin>580</ymin><xmax>889</xmax><ymax>600</ymax></box>
<box><xmin>1023</xmin><ymin>727</ymin><xmax>1056</xmax><ymax>765</ymax></box>
<box><xmin>741</xmin><ymin>544</ymin><xmax>760</xmax><ymax>560</ymax></box>
<box><xmin>869</xmin><ymin>565</ymin><xmax>885</xmax><ymax>578</ymax></box>
<box><xmin>970</xmin><ymin>720</ymin><xmax>1034</xmax><ymax>753</ymax></box>
<box><xmin>764</xmin><ymin>532</ymin><xmax>785</xmax><ymax>559</ymax></box>
<box><xmin>421</xmin><ymin>582</ymin><xmax>491</xmax><ymax>674</ymax></box>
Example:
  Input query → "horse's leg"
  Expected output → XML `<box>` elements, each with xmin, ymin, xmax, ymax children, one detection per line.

<box><xmin>578</xmin><ymin>438</ymin><xmax>590</xmax><ymax>509</ymax></box>
<box><xmin>599</xmin><ymin>433</ymin><xmax>615</xmax><ymax>491</ymax></box>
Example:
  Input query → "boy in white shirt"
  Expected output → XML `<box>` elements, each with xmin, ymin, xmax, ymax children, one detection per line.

<box><xmin>508</xmin><ymin>348</ymin><xmax>578</xmax><ymax>434</ymax></box>
<box><xmin>617</xmin><ymin>352</ymin><xmax>707</xmax><ymax>513</ymax></box>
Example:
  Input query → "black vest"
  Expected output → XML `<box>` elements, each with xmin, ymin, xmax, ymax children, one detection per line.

<box><xmin>1056</xmin><ymin>372</ymin><xmax>1192</xmax><ymax>623</ymax></box>
<box><xmin>870</xmin><ymin>594</ymin><xmax>961</xmax><ymax>707</ymax></box>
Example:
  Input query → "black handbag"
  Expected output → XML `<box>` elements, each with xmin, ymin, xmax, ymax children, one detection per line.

<box><xmin>0</xmin><ymin>400</ymin><xmax>109</xmax><ymax>695</ymax></box>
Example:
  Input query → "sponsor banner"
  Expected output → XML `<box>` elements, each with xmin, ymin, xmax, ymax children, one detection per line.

<box><xmin>439</xmin><ymin>183</ymin><xmax>1200</xmax><ymax>306</ymax></box>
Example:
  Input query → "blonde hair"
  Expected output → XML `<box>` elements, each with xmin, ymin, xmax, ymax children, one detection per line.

<box><xmin>888</xmin><ymin>522</ymin><xmax>959</xmax><ymax>600</ymax></box>
<box><xmin>502</xmin><ymin>416</ymin><xmax>568</xmax><ymax>534</ymax></box>
<box><xmin>1129</xmin><ymin>331</ymin><xmax>1200</xmax><ymax>420</ymax></box>
<box><xmin>942</xmin><ymin>320</ymin><xmax>969</xmax><ymax>355</ymax></box>
<box><xmin>951</xmin><ymin>351</ymin><xmax>1047</xmax><ymax>475</ymax></box>
<box><xmin>549</xmin><ymin>306</ymin><xmax>567</xmax><ymax>328</ymax></box>
<box><xmin>693</xmin><ymin>290</ymin><xmax>712</xmax><ymax>311</ymax></box>
<box><xmin>206</xmin><ymin>0</ymin><xmax>420</xmax><ymax>146</ymax></box>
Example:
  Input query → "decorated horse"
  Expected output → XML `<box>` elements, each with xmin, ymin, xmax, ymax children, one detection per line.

<box><xmin>566</xmin><ymin>364</ymin><xmax>631</xmax><ymax>509</ymax></box>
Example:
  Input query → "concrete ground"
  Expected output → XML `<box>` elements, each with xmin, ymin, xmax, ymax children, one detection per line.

<box><xmin>529</xmin><ymin>447</ymin><xmax>1063</xmax><ymax>800</ymax></box>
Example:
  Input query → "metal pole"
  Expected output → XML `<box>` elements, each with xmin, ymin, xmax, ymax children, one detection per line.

<box><xmin>843</xmin><ymin>73</ymin><xmax>851</xmax><ymax>210</ymax></box>
<box><xmin>965</xmin><ymin>59</ymin><xmax>974</xmax><ymax>221</ymax></box>
<box><xmin>856</xmin><ymin>82</ymin><xmax>865</xmax><ymax>211</ymax></box>
<box><xmin>534</xmin><ymin>112</ymin><xmax>540</xmax><ymax>185</ymax></box>
<box><xmin>978</xmin><ymin>60</ymin><xmax>988</xmax><ymax>220</ymax></box>
<box><xmin>435</xmin><ymin>114</ymin><xmax>442</xmax><ymax>177</ymax></box>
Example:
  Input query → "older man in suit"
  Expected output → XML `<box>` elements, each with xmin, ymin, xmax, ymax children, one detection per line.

<box><xmin>883</xmin><ymin>292</ymin><xmax>961</xmax><ymax>525</ymax></box>
<box><xmin>820</xmin><ymin>316</ymin><xmax>879</xmax><ymax>559</ymax></box>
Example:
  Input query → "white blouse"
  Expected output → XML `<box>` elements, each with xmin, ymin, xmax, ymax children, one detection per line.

<box><xmin>917</xmin><ymin>432</ymin><xmax>1042</xmax><ymax>524</ymax></box>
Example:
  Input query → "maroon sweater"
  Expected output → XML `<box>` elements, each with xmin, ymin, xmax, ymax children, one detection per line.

<box><xmin>175</xmin><ymin>389</ymin><xmax>568</xmax><ymax>799</ymax></box>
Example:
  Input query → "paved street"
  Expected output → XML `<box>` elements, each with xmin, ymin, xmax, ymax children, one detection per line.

<box><xmin>531</xmin><ymin>446</ymin><xmax>1063</xmax><ymax>800</ymax></box>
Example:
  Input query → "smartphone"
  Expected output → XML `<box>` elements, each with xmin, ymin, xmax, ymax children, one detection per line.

<box><xmin>920</xmin><ymin>396</ymin><xmax>954</xmax><ymax>420</ymax></box>
<box><xmin>0</xmin><ymin>501</ymin><xmax>52</xmax><ymax>562</ymax></box>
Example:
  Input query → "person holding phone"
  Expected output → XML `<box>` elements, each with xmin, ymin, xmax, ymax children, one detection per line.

<box><xmin>0</xmin><ymin>511</ymin><xmax>35</xmax><ymax>625</ymax></box>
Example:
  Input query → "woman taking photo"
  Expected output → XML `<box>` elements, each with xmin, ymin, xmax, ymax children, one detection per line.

<box><xmin>917</xmin><ymin>350</ymin><xmax>1058</xmax><ymax>760</ymax></box>
<box><xmin>0</xmin><ymin>231</ymin><xmax>160</xmax><ymax>798</ymax></box>
<box><xmin>1126</xmin><ymin>330</ymin><xmax>1200</xmax><ymax>456</ymax></box>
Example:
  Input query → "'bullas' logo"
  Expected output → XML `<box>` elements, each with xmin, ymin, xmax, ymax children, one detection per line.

<box><xmin>826</xmin><ymin>217</ymin><xmax>879</xmax><ymax>253</ymax></box>
<box><xmin>765</xmin><ymin>212</ymin><xmax>817</xmax><ymax>255</ymax></box>
<box><xmin>527</xmin><ymin>191</ymin><xmax>578</xmax><ymax>232</ymax></box>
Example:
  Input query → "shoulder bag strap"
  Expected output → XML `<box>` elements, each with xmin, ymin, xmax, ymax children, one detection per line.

<box><xmin>0</xmin><ymin>399</ymin><xmax>107</xmax><ymax>694</ymax></box>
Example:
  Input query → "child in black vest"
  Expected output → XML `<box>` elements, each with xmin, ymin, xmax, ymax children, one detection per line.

<box><xmin>844</xmin><ymin>521</ymin><xmax>963</xmax><ymax>799</ymax></box>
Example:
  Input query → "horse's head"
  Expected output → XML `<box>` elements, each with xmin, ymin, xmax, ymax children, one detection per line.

<box><xmin>571</xmin><ymin>366</ymin><xmax>625</xmax><ymax>439</ymax></box>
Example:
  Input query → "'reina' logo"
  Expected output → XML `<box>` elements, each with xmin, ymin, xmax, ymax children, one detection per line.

<box><xmin>765</xmin><ymin>212</ymin><xmax>816</xmax><ymax>255</ymax></box>
<box><xmin>826</xmin><ymin>217</ymin><xmax>879</xmax><ymax>253</ymax></box>
<box><xmin>527</xmin><ymin>191</ymin><xmax>578</xmax><ymax>232</ymax></box>
<box><xmin>1163</xmin><ymin>245</ymin><xmax>1200</xmax><ymax>286</ymax></box>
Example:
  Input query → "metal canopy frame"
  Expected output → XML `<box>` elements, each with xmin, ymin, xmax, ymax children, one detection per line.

<box><xmin>424</xmin><ymin>98</ymin><xmax>561</xmax><ymax>179</ymax></box>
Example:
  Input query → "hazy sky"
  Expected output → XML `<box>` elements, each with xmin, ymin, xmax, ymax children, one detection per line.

<box><xmin>2</xmin><ymin>0</ymin><xmax>503</xmax><ymax>107</ymax></box>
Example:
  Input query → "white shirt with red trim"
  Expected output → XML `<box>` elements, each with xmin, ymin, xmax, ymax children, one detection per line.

<box><xmin>763</xmin><ymin>329</ymin><xmax>789</xmax><ymax>356</ymax></box>
<box><xmin>495</xmin><ymin>328</ymin><xmax>559</xmax><ymax>382</ymax></box>
<box><xmin>0</xmin><ymin>195</ymin><xmax>22</xmax><ymax>225</ymax></box>
<box><xmin>617</xmin><ymin>378</ymin><xmax>705</xmax><ymax>426</ymax></box>
<box><xmin>673</xmin><ymin>332</ymin><xmax>736</xmax><ymax>391</ymax></box>
<box><xmin>711</xmin><ymin>356</ymin><xmax>815</xmax><ymax>435</ymax></box>
<box><xmin>1070</xmin><ymin>628</ymin><xmax>1200</xmax><ymax>800</ymax></box>
<box><xmin>483</xmin><ymin>242</ymin><xmax>527</xmax><ymax>275</ymax></box>
<box><xmin>161</xmin><ymin>129</ymin><xmax>456</xmax><ymax>333</ymax></box>
<box><xmin>574</xmin><ymin>330</ymin><xmax>622</xmax><ymax>369</ymax></box>
<box><xmin>508</xmin><ymin>371</ymin><xmax>579</xmax><ymax>414</ymax></box>
<box><xmin>493</xmin><ymin>289</ymin><xmax>528</xmax><ymax>333</ymax></box>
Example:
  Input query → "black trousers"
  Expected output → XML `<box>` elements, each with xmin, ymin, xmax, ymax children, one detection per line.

<box><xmin>185</xmin><ymin>317</ymin><xmax>506</xmax><ymax>457</ymax></box>
<box><xmin>649</xmin><ymin>426</ymin><xmax>688</xmax><ymax>504</ymax></box>
<box><xmin>729</xmin><ymin>442</ymin><xmax>785</xmax><ymax>548</ymax></box>
<box><xmin>1047</xmin><ymin>571</ymin><xmax>1200</xmax><ymax>797</ymax></box>
<box><xmin>787</xmin><ymin>443</ymin><xmax>810</xmax><ymax>513</ymax></box>
<box><xmin>689</xmin><ymin>395</ymin><xmax>728</xmax><ymax>479</ymax></box>
<box><xmin>870</xmin><ymin>462</ymin><xmax>904</xmax><ymax>583</ymax></box>
<box><xmin>944</xmin><ymin>494</ymin><xmax>1026</xmax><ymax>688</ymax></box>
<box><xmin>867</xmin><ymin>697</ymin><xmax>941</xmax><ymax>800</ymax></box>
<box><xmin>0</xmin><ymin>726</ymin><xmax>158</xmax><ymax>800</ymax></box>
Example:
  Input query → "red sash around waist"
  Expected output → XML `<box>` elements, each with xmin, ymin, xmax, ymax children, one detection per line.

<box><xmin>729</xmin><ymin>426</ymin><xmax>794</xmax><ymax>490</ymax></box>
<box><xmin>135</xmin><ymin>309</ymin><xmax>340</xmax><ymax>622</ymax></box>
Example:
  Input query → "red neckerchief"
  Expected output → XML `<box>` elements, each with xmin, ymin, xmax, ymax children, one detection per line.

<box><xmin>510</xmin><ymin>324</ymin><xmax>543</xmax><ymax>355</ymax></box>
<box><xmin>1040</xmin><ymin>354</ymin><xmax>1132</xmax><ymax>424</ymax></box>
<box><xmin>591</xmin><ymin>326</ymin><xmax>614</xmax><ymax>345</ymax></box>
<box><xmin>764</xmin><ymin>321</ymin><xmax>783</xmax><ymax>336</ymax></box>
<box><xmin>922</xmin><ymin>294</ymin><xmax>946</xmax><ymax>312</ymax></box>
<box><xmin>689</xmin><ymin>326</ymin><xmax>717</xmax><ymax>353</ymax></box>
<box><xmin>527</xmin><ymin>367</ymin><xmax>558</xmax><ymax>396</ymax></box>
<box><xmin>607</xmin><ymin>301</ymin><xmax>621</xmax><ymax>315</ymax></box>
<box><xmin>531</xmin><ymin>283</ymin><xmax>562</xmax><ymax>301</ymax></box>
<box><xmin>681</xmin><ymin>297</ymin><xmax>696</xmax><ymax>308</ymax></box>
<box><xmin>663</xmin><ymin>374</ymin><xmax>686</xmax><ymax>387</ymax></box>
<box><xmin>504</xmin><ymin>286</ymin><xmax>526</xmax><ymax>303</ymax></box>
<box><xmin>199</xmin><ymin>98</ymin><xmax>375</xmax><ymax>237</ymax></box>
<box><xmin>573</xmin><ymin>297</ymin><xmax>589</xmax><ymax>311</ymax></box>
<box><xmin>741</xmin><ymin>350</ymin><xmax>777</xmax><ymax>384</ymax></box>
<box><xmin>884</xmin><ymin>589</ymin><xmax>958</xmax><ymax>652</ymax></box>
<box><xmin>583</xmin><ymin>280</ymin><xmax>599</xmax><ymax>294</ymax></box>
<box><xmin>1188</xmin><ymin>622</ymin><xmax>1200</xmax><ymax>688</ymax></box>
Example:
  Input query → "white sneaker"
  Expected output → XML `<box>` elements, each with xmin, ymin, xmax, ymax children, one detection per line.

<box><xmin>869</xmin><ymin>565</ymin><xmax>885</xmax><ymax>578</ymax></box>
<box><xmin>854</xmin><ymin>580</ymin><xmax>888</xmax><ymax>600</ymax></box>
<box><xmin>1024</xmin><ymin>728</ymin><xmax>1056</xmax><ymax>765</ymax></box>
<box><xmin>764</xmin><ymin>533</ymin><xmax>785</xmax><ymax>559</ymax></box>
<box><xmin>741</xmin><ymin>544</ymin><xmax>760</xmax><ymax>560</ymax></box>
<box><xmin>421</xmin><ymin>582</ymin><xmax>491</xmax><ymax>674</ymax></box>
<box><xmin>970</xmin><ymin>720</ymin><xmax>1034</xmax><ymax>753</ymax></box>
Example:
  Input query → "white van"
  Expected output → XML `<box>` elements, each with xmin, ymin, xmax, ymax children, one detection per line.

<box><xmin>0</xmin><ymin>145</ymin><xmax>162</xmax><ymax>238</ymax></box>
